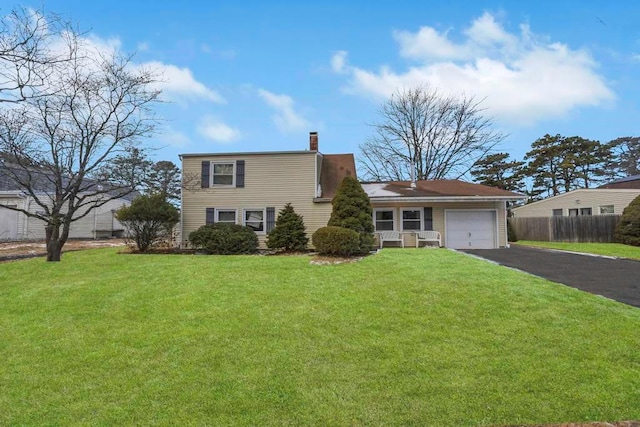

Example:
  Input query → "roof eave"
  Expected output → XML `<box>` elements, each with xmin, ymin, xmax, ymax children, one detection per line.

<box><xmin>368</xmin><ymin>195</ymin><xmax>526</xmax><ymax>203</ymax></box>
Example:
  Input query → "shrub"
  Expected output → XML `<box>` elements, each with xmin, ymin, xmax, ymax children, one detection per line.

<box><xmin>615</xmin><ymin>195</ymin><xmax>640</xmax><ymax>246</ymax></box>
<box><xmin>188</xmin><ymin>223</ymin><xmax>258</xmax><ymax>254</ymax></box>
<box><xmin>327</xmin><ymin>176</ymin><xmax>375</xmax><ymax>253</ymax></box>
<box><xmin>116</xmin><ymin>194</ymin><xmax>180</xmax><ymax>252</ymax></box>
<box><xmin>507</xmin><ymin>218</ymin><xmax>518</xmax><ymax>242</ymax></box>
<box><xmin>312</xmin><ymin>226</ymin><xmax>360</xmax><ymax>256</ymax></box>
<box><xmin>266</xmin><ymin>203</ymin><xmax>308</xmax><ymax>251</ymax></box>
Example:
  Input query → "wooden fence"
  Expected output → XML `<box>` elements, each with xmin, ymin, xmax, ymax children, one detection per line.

<box><xmin>509</xmin><ymin>215</ymin><xmax>622</xmax><ymax>243</ymax></box>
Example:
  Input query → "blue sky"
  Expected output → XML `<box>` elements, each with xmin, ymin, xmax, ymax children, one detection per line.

<box><xmin>22</xmin><ymin>0</ymin><xmax>640</xmax><ymax>169</ymax></box>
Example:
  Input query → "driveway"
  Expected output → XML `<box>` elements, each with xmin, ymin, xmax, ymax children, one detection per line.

<box><xmin>463</xmin><ymin>245</ymin><xmax>640</xmax><ymax>308</ymax></box>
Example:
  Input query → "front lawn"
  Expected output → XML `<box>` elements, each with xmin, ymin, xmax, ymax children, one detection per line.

<box><xmin>515</xmin><ymin>240</ymin><xmax>640</xmax><ymax>260</ymax></box>
<box><xmin>1</xmin><ymin>249</ymin><xmax>639</xmax><ymax>425</ymax></box>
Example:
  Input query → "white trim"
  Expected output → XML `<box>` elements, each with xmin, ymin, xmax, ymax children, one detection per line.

<box><xmin>373</xmin><ymin>208</ymin><xmax>395</xmax><ymax>231</ymax></box>
<box><xmin>210</xmin><ymin>161</ymin><xmax>236</xmax><ymax>187</ymax></box>
<box><xmin>400</xmin><ymin>207</ymin><xmax>422</xmax><ymax>231</ymax></box>
<box><xmin>444</xmin><ymin>209</ymin><xmax>499</xmax><ymax>249</ymax></box>
<box><xmin>215</xmin><ymin>208</ymin><xmax>238</xmax><ymax>224</ymax></box>
<box><xmin>242</xmin><ymin>208</ymin><xmax>266</xmax><ymax>234</ymax></box>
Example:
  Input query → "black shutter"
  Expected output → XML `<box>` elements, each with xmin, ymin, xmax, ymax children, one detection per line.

<box><xmin>266</xmin><ymin>207</ymin><xmax>275</xmax><ymax>232</ymax></box>
<box><xmin>424</xmin><ymin>207</ymin><xmax>433</xmax><ymax>231</ymax></box>
<box><xmin>235</xmin><ymin>160</ymin><xmax>245</xmax><ymax>188</ymax></box>
<box><xmin>201</xmin><ymin>161</ymin><xmax>210</xmax><ymax>188</ymax></box>
<box><xmin>206</xmin><ymin>208</ymin><xmax>215</xmax><ymax>225</ymax></box>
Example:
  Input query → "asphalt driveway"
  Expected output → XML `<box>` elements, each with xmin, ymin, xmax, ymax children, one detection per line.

<box><xmin>463</xmin><ymin>245</ymin><xmax>640</xmax><ymax>308</ymax></box>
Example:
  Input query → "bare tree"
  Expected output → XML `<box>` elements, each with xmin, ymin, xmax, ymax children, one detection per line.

<box><xmin>359</xmin><ymin>85</ymin><xmax>505</xmax><ymax>181</ymax></box>
<box><xmin>0</xmin><ymin>19</ymin><xmax>161</xmax><ymax>261</ymax></box>
<box><xmin>0</xmin><ymin>7</ymin><xmax>76</xmax><ymax>103</ymax></box>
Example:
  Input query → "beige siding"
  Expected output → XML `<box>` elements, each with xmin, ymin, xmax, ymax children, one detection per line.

<box><xmin>371</xmin><ymin>201</ymin><xmax>508</xmax><ymax>248</ymax></box>
<box><xmin>182</xmin><ymin>153</ymin><xmax>332</xmax><ymax>248</ymax></box>
<box><xmin>513</xmin><ymin>189</ymin><xmax>640</xmax><ymax>218</ymax></box>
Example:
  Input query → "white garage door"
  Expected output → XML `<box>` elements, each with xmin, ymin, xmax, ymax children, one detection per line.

<box><xmin>445</xmin><ymin>210</ymin><xmax>497</xmax><ymax>249</ymax></box>
<box><xmin>0</xmin><ymin>206</ymin><xmax>19</xmax><ymax>240</ymax></box>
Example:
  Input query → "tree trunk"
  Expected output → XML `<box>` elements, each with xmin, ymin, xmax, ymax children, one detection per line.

<box><xmin>45</xmin><ymin>222</ymin><xmax>64</xmax><ymax>262</ymax></box>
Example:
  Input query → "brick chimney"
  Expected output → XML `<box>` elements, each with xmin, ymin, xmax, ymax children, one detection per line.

<box><xmin>309</xmin><ymin>132</ymin><xmax>318</xmax><ymax>151</ymax></box>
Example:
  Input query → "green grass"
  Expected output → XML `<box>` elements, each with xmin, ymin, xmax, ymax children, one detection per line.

<box><xmin>1</xmin><ymin>248</ymin><xmax>639</xmax><ymax>426</ymax></box>
<box><xmin>516</xmin><ymin>240</ymin><xmax>640</xmax><ymax>260</ymax></box>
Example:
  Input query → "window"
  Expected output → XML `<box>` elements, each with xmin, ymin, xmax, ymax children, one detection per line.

<box><xmin>552</xmin><ymin>209</ymin><xmax>563</xmax><ymax>216</ymax></box>
<box><xmin>216</xmin><ymin>209</ymin><xmax>237</xmax><ymax>224</ymax></box>
<box><xmin>211</xmin><ymin>162</ymin><xmax>235</xmax><ymax>186</ymax></box>
<box><xmin>243</xmin><ymin>209</ymin><xmax>265</xmax><ymax>233</ymax></box>
<box><xmin>401</xmin><ymin>208</ymin><xmax>422</xmax><ymax>231</ymax></box>
<box><xmin>374</xmin><ymin>209</ymin><xmax>394</xmax><ymax>231</ymax></box>
<box><xmin>599</xmin><ymin>205</ymin><xmax>614</xmax><ymax>214</ymax></box>
<box><xmin>580</xmin><ymin>208</ymin><xmax>592</xmax><ymax>216</ymax></box>
<box><xmin>568</xmin><ymin>209</ymin><xmax>579</xmax><ymax>217</ymax></box>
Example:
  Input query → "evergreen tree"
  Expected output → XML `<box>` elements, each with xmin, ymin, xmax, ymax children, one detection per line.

<box><xmin>266</xmin><ymin>203</ymin><xmax>309</xmax><ymax>251</ymax></box>
<box><xmin>327</xmin><ymin>176</ymin><xmax>375</xmax><ymax>253</ymax></box>
<box><xmin>470</xmin><ymin>152</ymin><xmax>525</xmax><ymax>192</ymax></box>
<box><xmin>614</xmin><ymin>195</ymin><xmax>640</xmax><ymax>246</ymax></box>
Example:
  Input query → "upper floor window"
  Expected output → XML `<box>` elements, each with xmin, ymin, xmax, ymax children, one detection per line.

<box><xmin>552</xmin><ymin>209</ymin><xmax>563</xmax><ymax>216</ymax></box>
<box><xmin>580</xmin><ymin>207</ymin><xmax>592</xmax><ymax>216</ymax></box>
<box><xmin>212</xmin><ymin>162</ymin><xmax>235</xmax><ymax>186</ymax></box>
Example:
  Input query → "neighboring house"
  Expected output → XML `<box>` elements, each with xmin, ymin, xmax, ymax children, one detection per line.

<box><xmin>597</xmin><ymin>174</ymin><xmax>640</xmax><ymax>189</ymax></box>
<box><xmin>363</xmin><ymin>180</ymin><xmax>525</xmax><ymax>249</ymax></box>
<box><xmin>180</xmin><ymin>132</ymin><xmax>525</xmax><ymax>250</ymax></box>
<box><xmin>0</xmin><ymin>163</ymin><xmax>134</xmax><ymax>240</ymax></box>
<box><xmin>512</xmin><ymin>187</ymin><xmax>640</xmax><ymax>218</ymax></box>
<box><xmin>180</xmin><ymin>132</ymin><xmax>356</xmax><ymax>248</ymax></box>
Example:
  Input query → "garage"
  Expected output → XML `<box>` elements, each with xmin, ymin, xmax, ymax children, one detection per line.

<box><xmin>0</xmin><ymin>205</ymin><xmax>19</xmax><ymax>240</ymax></box>
<box><xmin>445</xmin><ymin>210</ymin><xmax>497</xmax><ymax>249</ymax></box>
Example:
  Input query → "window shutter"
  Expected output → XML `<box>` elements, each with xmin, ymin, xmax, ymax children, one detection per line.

<box><xmin>424</xmin><ymin>207</ymin><xmax>433</xmax><ymax>231</ymax></box>
<box><xmin>201</xmin><ymin>161</ymin><xmax>210</xmax><ymax>188</ymax></box>
<box><xmin>235</xmin><ymin>160</ymin><xmax>245</xmax><ymax>188</ymax></box>
<box><xmin>206</xmin><ymin>208</ymin><xmax>215</xmax><ymax>225</ymax></box>
<box><xmin>266</xmin><ymin>207</ymin><xmax>275</xmax><ymax>232</ymax></box>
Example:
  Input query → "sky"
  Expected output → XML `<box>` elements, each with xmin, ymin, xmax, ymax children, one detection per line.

<box><xmin>11</xmin><ymin>0</ymin><xmax>640</xmax><ymax>170</ymax></box>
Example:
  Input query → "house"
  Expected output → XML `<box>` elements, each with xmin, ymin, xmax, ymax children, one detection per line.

<box><xmin>179</xmin><ymin>132</ymin><xmax>356</xmax><ymax>248</ymax></box>
<box><xmin>180</xmin><ymin>132</ymin><xmax>525</xmax><ymax>250</ymax></box>
<box><xmin>363</xmin><ymin>180</ymin><xmax>525</xmax><ymax>249</ymax></box>
<box><xmin>512</xmin><ymin>187</ymin><xmax>640</xmax><ymax>218</ymax></box>
<box><xmin>597</xmin><ymin>174</ymin><xmax>640</xmax><ymax>189</ymax></box>
<box><xmin>0</xmin><ymin>162</ymin><xmax>134</xmax><ymax>240</ymax></box>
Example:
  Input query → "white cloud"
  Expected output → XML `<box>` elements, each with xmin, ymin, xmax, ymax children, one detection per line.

<box><xmin>52</xmin><ymin>33</ymin><xmax>223</xmax><ymax>104</ymax></box>
<box><xmin>197</xmin><ymin>116</ymin><xmax>241</xmax><ymax>143</ymax></box>
<box><xmin>157</xmin><ymin>127</ymin><xmax>190</xmax><ymax>148</ymax></box>
<box><xmin>335</xmin><ymin>13</ymin><xmax>614</xmax><ymax>125</ymax></box>
<box><xmin>137</xmin><ymin>41</ymin><xmax>150</xmax><ymax>52</ymax></box>
<box><xmin>257</xmin><ymin>88</ymin><xmax>310</xmax><ymax>133</ymax></box>
<box><xmin>331</xmin><ymin>50</ymin><xmax>348</xmax><ymax>73</ymax></box>
<box><xmin>142</xmin><ymin>61</ymin><xmax>225</xmax><ymax>103</ymax></box>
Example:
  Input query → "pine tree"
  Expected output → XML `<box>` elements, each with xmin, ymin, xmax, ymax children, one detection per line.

<box><xmin>327</xmin><ymin>176</ymin><xmax>374</xmax><ymax>253</ymax></box>
<box><xmin>266</xmin><ymin>203</ymin><xmax>308</xmax><ymax>251</ymax></box>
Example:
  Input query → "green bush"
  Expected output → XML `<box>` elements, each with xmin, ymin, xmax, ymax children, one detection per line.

<box><xmin>266</xmin><ymin>203</ymin><xmax>308</xmax><ymax>251</ymax></box>
<box><xmin>507</xmin><ymin>218</ymin><xmax>518</xmax><ymax>242</ymax></box>
<box><xmin>116</xmin><ymin>194</ymin><xmax>180</xmax><ymax>252</ymax></box>
<box><xmin>327</xmin><ymin>176</ymin><xmax>375</xmax><ymax>253</ymax></box>
<box><xmin>615</xmin><ymin>195</ymin><xmax>640</xmax><ymax>246</ymax></box>
<box><xmin>188</xmin><ymin>223</ymin><xmax>258</xmax><ymax>254</ymax></box>
<box><xmin>312</xmin><ymin>226</ymin><xmax>360</xmax><ymax>256</ymax></box>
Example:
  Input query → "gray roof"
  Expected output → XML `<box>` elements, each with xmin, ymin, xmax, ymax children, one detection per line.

<box><xmin>0</xmin><ymin>162</ymin><xmax>139</xmax><ymax>201</ymax></box>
